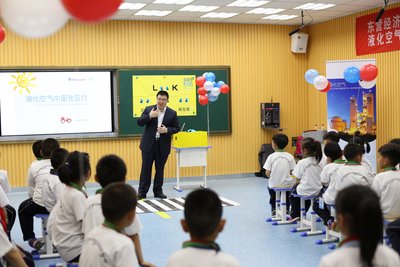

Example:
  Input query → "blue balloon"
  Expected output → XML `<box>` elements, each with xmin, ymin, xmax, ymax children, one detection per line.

<box><xmin>205</xmin><ymin>72</ymin><xmax>216</xmax><ymax>82</ymax></box>
<box><xmin>343</xmin><ymin>67</ymin><xmax>360</xmax><ymax>83</ymax></box>
<box><xmin>305</xmin><ymin>69</ymin><xmax>319</xmax><ymax>84</ymax></box>
<box><xmin>213</xmin><ymin>81</ymin><xmax>217</xmax><ymax>87</ymax></box>
<box><xmin>208</xmin><ymin>95</ymin><xmax>218</xmax><ymax>102</ymax></box>
<box><xmin>216</xmin><ymin>81</ymin><xmax>225</xmax><ymax>88</ymax></box>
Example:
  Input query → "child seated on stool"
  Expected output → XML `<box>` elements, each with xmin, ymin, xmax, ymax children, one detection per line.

<box><xmin>289</xmin><ymin>137</ymin><xmax>323</xmax><ymax>219</ymax></box>
<box><xmin>389</xmin><ymin>138</ymin><xmax>400</xmax><ymax>170</ymax></box>
<box><xmin>372</xmin><ymin>143</ymin><xmax>400</xmax><ymax>255</ymax></box>
<box><xmin>320</xmin><ymin>131</ymin><xmax>341</xmax><ymax>167</ymax></box>
<box><xmin>349</xmin><ymin>134</ymin><xmax>375</xmax><ymax>175</ymax></box>
<box><xmin>80</xmin><ymin>183</ymin><xmax>139</xmax><ymax>267</ymax></box>
<box><xmin>319</xmin><ymin>185</ymin><xmax>400</xmax><ymax>267</ymax></box>
<box><xmin>264</xmin><ymin>133</ymin><xmax>296</xmax><ymax>214</ymax></box>
<box><xmin>313</xmin><ymin>142</ymin><xmax>346</xmax><ymax>225</ymax></box>
<box><xmin>167</xmin><ymin>189</ymin><xmax>240</xmax><ymax>267</ymax></box>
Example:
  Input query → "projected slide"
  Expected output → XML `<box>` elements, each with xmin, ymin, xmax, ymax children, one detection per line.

<box><xmin>0</xmin><ymin>71</ymin><xmax>113</xmax><ymax>136</ymax></box>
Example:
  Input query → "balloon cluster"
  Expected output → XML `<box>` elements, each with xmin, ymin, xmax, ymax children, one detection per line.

<box><xmin>0</xmin><ymin>0</ymin><xmax>122</xmax><ymax>39</ymax></box>
<box><xmin>195</xmin><ymin>72</ymin><xmax>230</xmax><ymax>106</ymax></box>
<box><xmin>0</xmin><ymin>26</ymin><xmax>5</xmax><ymax>44</ymax></box>
<box><xmin>304</xmin><ymin>69</ymin><xmax>331</xmax><ymax>93</ymax></box>
<box><xmin>343</xmin><ymin>64</ymin><xmax>378</xmax><ymax>89</ymax></box>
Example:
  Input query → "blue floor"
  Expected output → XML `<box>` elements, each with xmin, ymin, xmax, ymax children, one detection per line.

<box><xmin>7</xmin><ymin>175</ymin><xmax>333</xmax><ymax>267</ymax></box>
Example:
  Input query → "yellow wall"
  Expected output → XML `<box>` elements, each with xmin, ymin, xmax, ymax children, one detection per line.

<box><xmin>0</xmin><ymin>20</ymin><xmax>309</xmax><ymax>187</ymax></box>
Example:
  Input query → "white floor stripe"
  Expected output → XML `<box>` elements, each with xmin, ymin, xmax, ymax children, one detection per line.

<box><xmin>174</xmin><ymin>197</ymin><xmax>186</xmax><ymax>204</ymax></box>
<box><xmin>219</xmin><ymin>196</ymin><xmax>240</xmax><ymax>206</ymax></box>
<box><xmin>148</xmin><ymin>199</ymin><xmax>172</xmax><ymax>211</ymax></box>
<box><xmin>163</xmin><ymin>199</ymin><xmax>184</xmax><ymax>210</ymax></box>
<box><xmin>136</xmin><ymin>207</ymin><xmax>144</xmax><ymax>213</ymax></box>
<box><xmin>139</xmin><ymin>201</ymin><xmax>158</xmax><ymax>213</ymax></box>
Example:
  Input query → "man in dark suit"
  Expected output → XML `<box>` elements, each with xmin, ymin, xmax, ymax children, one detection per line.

<box><xmin>137</xmin><ymin>91</ymin><xmax>180</xmax><ymax>199</ymax></box>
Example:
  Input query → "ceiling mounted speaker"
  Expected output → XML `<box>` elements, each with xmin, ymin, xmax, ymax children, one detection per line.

<box><xmin>291</xmin><ymin>33</ymin><xmax>309</xmax><ymax>53</ymax></box>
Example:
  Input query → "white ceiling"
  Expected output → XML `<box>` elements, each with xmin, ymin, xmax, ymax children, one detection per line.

<box><xmin>112</xmin><ymin>0</ymin><xmax>400</xmax><ymax>25</ymax></box>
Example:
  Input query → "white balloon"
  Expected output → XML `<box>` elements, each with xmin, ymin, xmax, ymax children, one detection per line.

<box><xmin>211</xmin><ymin>87</ymin><xmax>221</xmax><ymax>96</ymax></box>
<box><xmin>313</xmin><ymin>75</ymin><xmax>328</xmax><ymax>90</ymax></box>
<box><xmin>203</xmin><ymin>81</ymin><xmax>213</xmax><ymax>91</ymax></box>
<box><xmin>359</xmin><ymin>79</ymin><xmax>376</xmax><ymax>89</ymax></box>
<box><xmin>1</xmin><ymin>0</ymin><xmax>69</xmax><ymax>39</ymax></box>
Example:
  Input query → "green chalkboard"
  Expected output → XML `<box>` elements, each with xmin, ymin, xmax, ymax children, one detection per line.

<box><xmin>118</xmin><ymin>67</ymin><xmax>231</xmax><ymax>136</ymax></box>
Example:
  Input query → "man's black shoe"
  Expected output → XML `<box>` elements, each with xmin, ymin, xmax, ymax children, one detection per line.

<box><xmin>154</xmin><ymin>193</ymin><xmax>167</xmax><ymax>199</ymax></box>
<box><xmin>138</xmin><ymin>194</ymin><xmax>146</xmax><ymax>200</ymax></box>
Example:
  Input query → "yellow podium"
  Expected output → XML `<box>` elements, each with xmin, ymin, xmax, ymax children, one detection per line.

<box><xmin>172</xmin><ymin>131</ymin><xmax>210</xmax><ymax>191</ymax></box>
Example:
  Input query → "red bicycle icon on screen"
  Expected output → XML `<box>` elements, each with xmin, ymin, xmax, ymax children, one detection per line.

<box><xmin>60</xmin><ymin>117</ymin><xmax>72</xmax><ymax>123</ymax></box>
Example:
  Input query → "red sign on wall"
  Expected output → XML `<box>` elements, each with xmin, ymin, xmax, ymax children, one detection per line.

<box><xmin>356</xmin><ymin>7</ymin><xmax>400</xmax><ymax>55</ymax></box>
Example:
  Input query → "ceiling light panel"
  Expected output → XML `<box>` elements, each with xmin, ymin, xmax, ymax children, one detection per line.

<box><xmin>119</xmin><ymin>3</ymin><xmax>147</xmax><ymax>10</ymax></box>
<box><xmin>201</xmin><ymin>12</ymin><xmax>238</xmax><ymax>18</ymax></box>
<box><xmin>153</xmin><ymin>0</ymin><xmax>194</xmax><ymax>4</ymax></box>
<box><xmin>262</xmin><ymin>14</ymin><xmax>297</xmax><ymax>20</ymax></box>
<box><xmin>247</xmin><ymin>8</ymin><xmax>285</xmax><ymax>15</ymax></box>
<box><xmin>135</xmin><ymin>10</ymin><xmax>173</xmax><ymax>16</ymax></box>
<box><xmin>179</xmin><ymin>5</ymin><xmax>219</xmax><ymax>12</ymax></box>
<box><xmin>294</xmin><ymin>3</ymin><xmax>335</xmax><ymax>10</ymax></box>
<box><xmin>228</xmin><ymin>0</ymin><xmax>269</xmax><ymax>7</ymax></box>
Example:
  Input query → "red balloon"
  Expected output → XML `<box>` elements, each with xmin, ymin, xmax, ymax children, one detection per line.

<box><xmin>360</xmin><ymin>64</ymin><xmax>378</xmax><ymax>82</ymax></box>
<box><xmin>319</xmin><ymin>81</ymin><xmax>331</xmax><ymax>93</ymax></box>
<box><xmin>0</xmin><ymin>26</ymin><xmax>5</xmax><ymax>44</ymax></box>
<box><xmin>220</xmin><ymin>84</ymin><xmax>230</xmax><ymax>94</ymax></box>
<box><xmin>196</xmin><ymin>76</ymin><xmax>206</xmax><ymax>87</ymax></box>
<box><xmin>197</xmin><ymin>87</ymin><xmax>207</xmax><ymax>96</ymax></box>
<box><xmin>61</xmin><ymin>0</ymin><xmax>123</xmax><ymax>22</ymax></box>
<box><xmin>199</xmin><ymin>95</ymin><xmax>208</xmax><ymax>106</ymax></box>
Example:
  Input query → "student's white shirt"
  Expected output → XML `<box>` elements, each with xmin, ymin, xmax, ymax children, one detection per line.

<box><xmin>79</xmin><ymin>225</ymin><xmax>139</xmax><ymax>267</ymax></box>
<box><xmin>319</xmin><ymin>243</ymin><xmax>400</xmax><ymax>267</ymax></box>
<box><xmin>293</xmin><ymin>157</ymin><xmax>323</xmax><ymax>196</ymax></box>
<box><xmin>83</xmin><ymin>193</ymin><xmax>142</xmax><ymax>237</ymax></box>
<box><xmin>42</xmin><ymin>172</ymin><xmax>66</xmax><ymax>212</ymax></box>
<box><xmin>26</xmin><ymin>159</ymin><xmax>41</xmax><ymax>197</ymax></box>
<box><xmin>263</xmin><ymin>151</ymin><xmax>296</xmax><ymax>188</ymax></box>
<box><xmin>336</xmin><ymin>164</ymin><xmax>375</xmax><ymax>191</ymax></box>
<box><xmin>0</xmin><ymin>225</ymin><xmax>13</xmax><ymax>258</ymax></box>
<box><xmin>320</xmin><ymin>154</ymin><xmax>328</xmax><ymax>168</ymax></box>
<box><xmin>167</xmin><ymin>247</ymin><xmax>240</xmax><ymax>267</ymax></box>
<box><xmin>27</xmin><ymin>159</ymin><xmax>52</xmax><ymax>206</ymax></box>
<box><xmin>361</xmin><ymin>156</ymin><xmax>375</xmax><ymax>175</ymax></box>
<box><xmin>321</xmin><ymin>161</ymin><xmax>346</xmax><ymax>205</ymax></box>
<box><xmin>0</xmin><ymin>170</ymin><xmax>10</xmax><ymax>193</ymax></box>
<box><xmin>48</xmin><ymin>186</ymin><xmax>86</xmax><ymax>262</ymax></box>
<box><xmin>372</xmin><ymin>170</ymin><xmax>400</xmax><ymax>220</ymax></box>
<box><xmin>0</xmin><ymin>186</ymin><xmax>9</xmax><ymax>208</ymax></box>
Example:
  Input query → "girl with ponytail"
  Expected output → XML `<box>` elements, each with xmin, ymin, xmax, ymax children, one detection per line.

<box><xmin>319</xmin><ymin>185</ymin><xmax>400</xmax><ymax>267</ymax></box>
<box><xmin>349</xmin><ymin>133</ymin><xmax>375</xmax><ymax>175</ymax></box>
<box><xmin>48</xmin><ymin>151</ymin><xmax>91</xmax><ymax>263</ymax></box>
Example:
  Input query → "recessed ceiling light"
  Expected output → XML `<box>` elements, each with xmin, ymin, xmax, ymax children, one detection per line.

<box><xmin>228</xmin><ymin>0</ymin><xmax>269</xmax><ymax>7</ymax></box>
<box><xmin>134</xmin><ymin>10</ymin><xmax>173</xmax><ymax>16</ymax></box>
<box><xmin>201</xmin><ymin>12</ymin><xmax>238</xmax><ymax>18</ymax></box>
<box><xmin>262</xmin><ymin>14</ymin><xmax>297</xmax><ymax>20</ymax></box>
<box><xmin>119</xmin><ymin>3</ymin><xmax>147</xmax><ymax>10</ymax></box>
<box><xmin>179</xmin><ymin>5</ymin><xmax>219</xmax><ymax>12</ymax></box>
<box><xmin>153</xmin><ymin>0</ymin><xmax>194</xmax><ymax>4</ymax></box>
<box><xmin>247</xmin><ymin>8</ymin><xmax>285</xmax><ymax>15</ymax></box>
<box><xmin>294</xmin><ymin>3</ymin><xmax>335</xmax><ymax>10</ymax></box>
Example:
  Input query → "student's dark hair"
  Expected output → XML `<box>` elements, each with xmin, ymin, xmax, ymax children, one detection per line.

<box><xmin>389</xmin><ymin>138</ymin><xmax>400</xmax><ymax>146</ymax></box>
<box><xmin>324</xmin><ymin>142</ymin><xmax>342</xmax><ymax>162</ymax></box>
<box><xmin>102</xmin><ymin>182</ymin><xmax>137</xmax><ymax>222</ymax></box>
<box><xmin>32</xmin><ymin>140</ymin><xmax>43</xmax><ymax>159</ymax></box>
<box><xmin>50</xmin><ymin>148</ymin><xmax>69</xmax><ymax>170</ymax></box>
<box><xmin>184</xmin><ymin>189</ymin><xmax>222</xmax><ymax>238</ymax></box>
<box><xmin>378</xmin><ymin>143</ymin><xmax>400</xmax><ymax>167</ymax></box>
<box><xmin>96</xmin><ymin>154</ymin><xmax>127</xmax><ymax>188</ymax></box>
<box><xmin>41</xmin><ymin>138</ymin><xmax>60</xmax><ymax>158</ymax></box>
<box><xmin>301</xmin><ymin>137</ymin><xmax>323</xmax><ymax>163</ymax></box>
<box><xmin>335</xmin><ymin>185</ymin><xmax>382</xmax><ymax>267</ymax></box>
<box><xmin>343</xmin><ymin>143</ymin><xmax>363</xmax><ymax>161</ymax></box>
<box><xmin>156</xmin><ymin>90</ymin><xmax>169</xmax><ymax>99</ymax></box>
<box><xmin>272</xmin><ymin>133</ymin><xmax>289</xmax><ymax>149</ymax></box>
<box><xmin>323</xmin><ymin>131</ymin><xmax>340</xmax><ymax>143</ymax></box>
<box><xmin>349</xmin><ymin>133</ymin><xmax>370</xmax><ymax>154</ymax></box>
<box><xmin>58</xmin><ymin>151</ymin><xmax>90</xmax><ymax>185</ymax></box>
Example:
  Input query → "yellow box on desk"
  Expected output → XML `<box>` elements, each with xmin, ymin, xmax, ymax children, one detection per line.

<box><xmin>172</xmin><ymin>131</ymin><xmax>208</xmax><ymax>148</ymax></box>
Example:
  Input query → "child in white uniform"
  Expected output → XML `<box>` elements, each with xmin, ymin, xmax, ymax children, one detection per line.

<box><xmin>372</xmin><ymin>143</ymin><xmax>400</xmax><ymax>255</ymax></box>
<box><xmin>336</xmin><ymin>143</ymin><xmax>375</xmax><ymax>191</ymax></box>
<box><xmin>0</xmin><ymin>224</ymin><xmax>28</xmax><ymax>267</ymax></box>
<box><xmin>289</xmin><ymin>137</ymin><xmax>323</xmax><ymax>219</ymax></box>
<box><xmin>319</xmin><ymin>185</ymin><xmax>400</xmax><ymax>267</ymax></box>
<box><xmin>389</xmin><ymin>138</ymin><xmax>400</xmax><ymax>170</ymax></box>
<box><xmin>82</xmin><ymin>154</ymin><xmax>154</xmax><ymax>267</ymax></box>
<box><xmin>48</xmin><ymin>151</ymin><xmax>90</xmax><ymax>263</ymax></box>
<box><xmin>264</xmin><ymin>133</ymin><xmax>296</xmax><ymax>213</ymax></box>
<box><xmin>349</xmin><ymin>135</ymin><xmax>375</xmax><ymax>175</ymax></box>
<box><xmin>320</xmin><ymin>131</ymin><xmax>341</xmax><ymax>168</ymax></box>
<box><xmin>80</xmin><ymin>183</ymin><xmax>139</xmax><ymax>267</ymax></box>
<box><xmin>167</xmin><ymin>189</ymin><xmax>240</xmax><ymax>267</ymax></box>
<box><xmin>42</xmin><ymin>148</ymin><xmax>68</xmax><ymax>212</ymax></box>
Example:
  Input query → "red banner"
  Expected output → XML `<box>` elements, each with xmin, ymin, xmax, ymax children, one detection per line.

<box><xmin>356</xmin><ymin>7</ymin><xmax>400</xmax><ymax>55</ymax></box>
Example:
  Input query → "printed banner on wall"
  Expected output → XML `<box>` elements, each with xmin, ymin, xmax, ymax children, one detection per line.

<box><xmin>326</xmin><ymin>59</ymin><xmax>377</xmax><ymax>173</ymax></box>
<box><xmin>356</xmin><ymin>7</ymin><xmax>400</xmax><ymax>55</ymax></box>
<box><xmin>132</xmin><ymin>75</ymin><xmax>197</xmax><ymax>117</ymax></box>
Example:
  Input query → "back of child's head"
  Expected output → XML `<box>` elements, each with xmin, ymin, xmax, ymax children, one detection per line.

<box><xmin>32</xmin><ymin>140</ymin><xmax>43</xmax><ymax>159</ymax></box>
<box><xmin>378</xmin><ymin>143</ymin><xmax>400</xmax><ymax>167</ymax></box>
<box><xmin>323</xmin><ymin>131</ymin><xmax>340</xmax><ymax>143</ymax></box>
<box><xmin>58</xmin><ymin>151</ymin><xmax>91</xmax><ymax>185</ymax></box>
<box><xmin>301</xmin><ymin>137</ymin><xmax>323</xmax><ymax>163</ymax></box>
<box><xmin>101</xmin><ymin>182</ymin><xmax>137</xmax><ymax>223</ymax></box>
<box><xmin>389</xmin><ymin>138</ymin><xmax>400</xmax><ymax>146</ymax></box>
<box><xmin>96</xmin><ymin>154</ymin><xmax>127</xmax><ymax>188</ymax></box>
<box><xmin>335</xmin><ymin>185</ymin><xmax>382</xmax><ymax>267</ymax></box>
<box><xmin>272</xmin><ymin>133</ymin><xmax>289</xmax><ymax>149</ymax></box>
<box><xmin>50</xmin><ymin>148</ymin><xmax>69</xmax><ymax>170</ymax></box>
<box><xmin>349</xmin><ymin>133</ymin><xmax>370</xmax><ymax>154</ymax></box>
<box><xmin>41</xmin><ymin>138</ymin><xmax>60</xmax><ymax>158</ymax></box>
<box><xmin>324</xmin><ymin>142</ymin><xmax>342</xmax><ymax>162</ymax></box>
<box><xmin>343</xmin><ymin>143</ymin><xmax>363</xmax><ymax>161</ymax></box>
<box><xmin>184</xmin><ymin>189</ymin><xmax>222</xmax><ymax>239</ymax></box>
